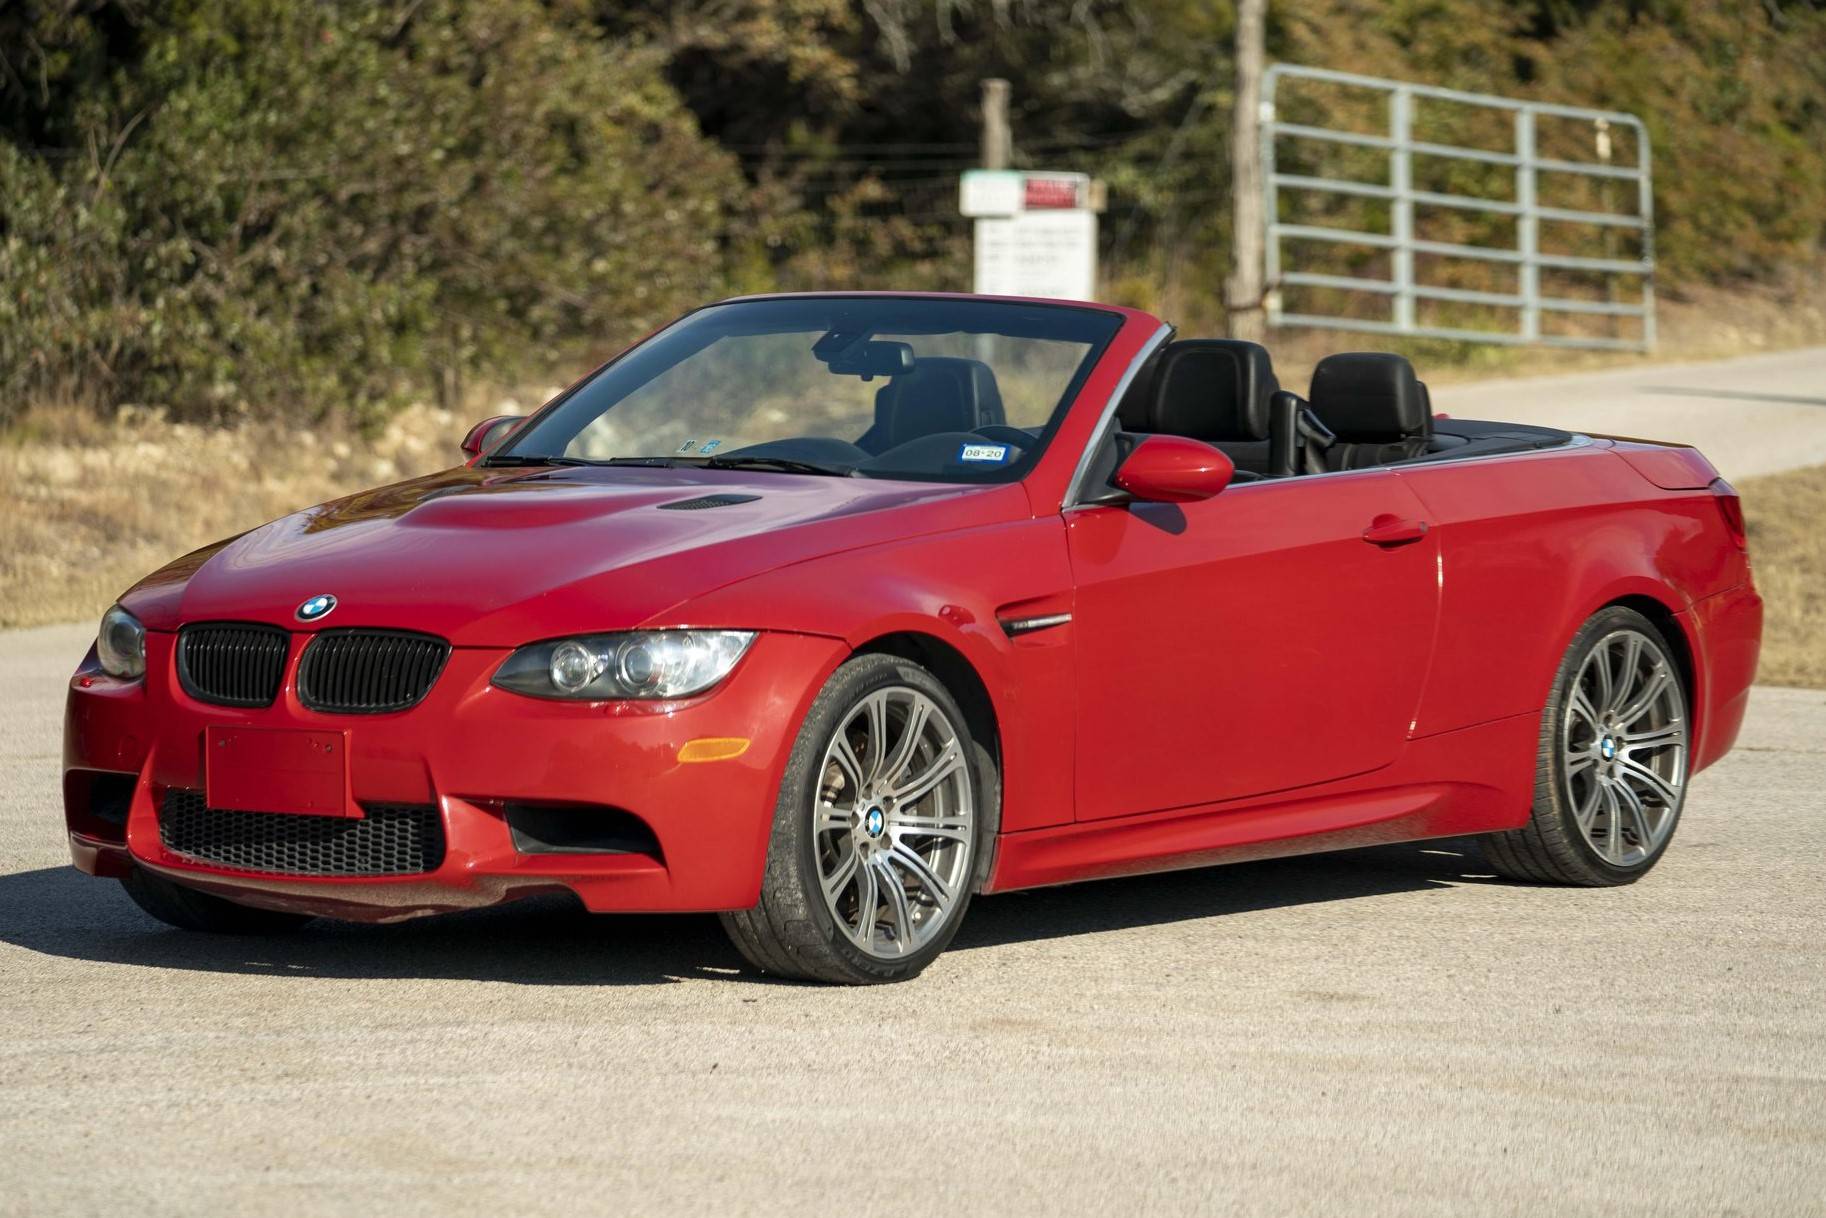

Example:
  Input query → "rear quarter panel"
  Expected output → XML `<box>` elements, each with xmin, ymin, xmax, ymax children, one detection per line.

<box><xmin>1396</xmin><ymin>442</ymin><xmax>1747</xmax><ymax>739</ymax></box>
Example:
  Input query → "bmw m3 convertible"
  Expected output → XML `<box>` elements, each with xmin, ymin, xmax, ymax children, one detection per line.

<box><xmin>63</xmin><ymin>293</ymin><xmax>1762</xmax><ymax>983</ymax></box>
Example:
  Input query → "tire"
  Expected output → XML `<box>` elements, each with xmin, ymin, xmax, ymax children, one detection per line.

<box><xmin>720</xmin><ymin>653</ymin><xmax>997</xmax><ymax>984</ymax></box>
<box><xmin>121</xmin><ymin>867</ymin><xmax>316</xmax><ymax>934</ymax></box>
<box><xmin>1481</xmin><ymin>606</ymin><xmax>1691</xmax><ymax>886</ymax></box>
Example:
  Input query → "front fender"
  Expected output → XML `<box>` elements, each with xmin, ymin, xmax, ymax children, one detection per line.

<box><xmin>652</xmin><ymin>517</ymin><xmax>1078</xmax><ymax>832</ymax></box>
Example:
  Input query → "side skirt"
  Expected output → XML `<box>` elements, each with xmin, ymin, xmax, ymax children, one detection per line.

<box><xmin>985</xmin><ymin>710</ymin><xmax>1538</xmax><ymax>893</ymax></box>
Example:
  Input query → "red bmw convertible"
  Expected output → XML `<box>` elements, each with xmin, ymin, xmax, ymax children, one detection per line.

<box><xmin>63</xmin><ymin>293</ymin><xmax>1762</xmax><ymax>983</ymax></box>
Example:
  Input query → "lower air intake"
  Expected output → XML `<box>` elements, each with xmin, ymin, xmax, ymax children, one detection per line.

<box><xmin>158</xmin><ymin>789</ymin><xmax>444</xmax><ymax>876</ymax></box>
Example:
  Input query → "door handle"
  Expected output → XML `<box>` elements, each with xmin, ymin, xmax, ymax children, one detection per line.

<box><xmin>1361</xmin><ymin>515</ymin><xmax>1430</xmax><ymax>546</ymax></box>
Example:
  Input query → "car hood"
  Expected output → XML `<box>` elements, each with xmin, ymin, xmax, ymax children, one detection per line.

<box><xmin>122</xmin><ymin>465</ymin><xmax>1025</xmax><ymax>646</ymax></box>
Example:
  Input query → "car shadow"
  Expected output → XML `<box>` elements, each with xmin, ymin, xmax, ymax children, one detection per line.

<box><xmin>0</xmin><ymin>840</ymin><xmax>1496</xmax><ymax>987</ymax></box>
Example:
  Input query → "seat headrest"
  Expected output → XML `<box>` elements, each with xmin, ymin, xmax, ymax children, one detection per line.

<box><xmin>873</xmin><ymin>357</ymin><xmax>1006</xmax><ymax>450</ymax></box>
<box><xmin>1123</xmin><ymin>340</ymin><xmax>1277</xmax><ymax>442</ymax></box>
<box><xmin>1309</xmin><ymin>353</ymin><xmax>1429</xmax><ymax>440</ymax></box>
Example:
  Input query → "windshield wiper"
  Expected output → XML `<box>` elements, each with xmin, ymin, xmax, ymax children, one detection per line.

<box><xmin>482</xmin><ymin>454</ymin><xmax>598</xmax><ymax>468</ymax></box>
<box><xmin>703</xmin><ymin>455</ymin><xmax>854</xmax><ymax>477</ymax></box>
<box><xmin>602</xmin><ymin>456</ymin><xmax>683</xmax><ymax>467</ymax></box>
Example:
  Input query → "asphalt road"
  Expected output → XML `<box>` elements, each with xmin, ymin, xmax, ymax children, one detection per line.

<box><xmin>1434</xmin><ymin>343</ymin><xmax>1826</xmax><ymax>482</ymax></box>
<box><xmin>3</xmin><ymin>620</ymin><xmax>1823</xmax><ymax>1217</ymax></box>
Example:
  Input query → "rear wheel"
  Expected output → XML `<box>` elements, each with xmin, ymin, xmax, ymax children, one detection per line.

<box><xmin>720</xmin><ymin>653</ymin><xmax>994</xmax><ymax>984</ymax></box>
<box><xmin>121</xmin><ymin>867</ymin><xmax>316</xmax><ymax>934</ymax></box>
<box><xmin>1482</xmin><ymin>606</ymin><xmax>1690</xmax><ymax>885</ymax></box>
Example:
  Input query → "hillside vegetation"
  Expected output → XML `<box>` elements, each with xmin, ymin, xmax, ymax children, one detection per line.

<box><xmin>3</xmin><ymin>0</ymin><xmax>1825</xmax><ymax>428</ymax></box>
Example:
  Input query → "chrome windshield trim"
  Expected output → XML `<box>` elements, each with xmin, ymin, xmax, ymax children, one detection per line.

<box><xmin>1061</xmin><ymin>323</ymin><xmax>1174</xmax><ymax>509</ymax></box>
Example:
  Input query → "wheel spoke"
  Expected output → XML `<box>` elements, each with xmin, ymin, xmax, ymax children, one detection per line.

<box><xmin>821</xmin><ymin>846</ymin><xmax>859</xmax><ymax>901</ymax></box>
<box><xmin>1616</xmin><ymin>668</ymin><xmax>1671</xmax><ymax>727</ymax></box>
<box><xmin>1588</xmin><ymin>645</ymin><xmax>1615</xmax><ymax>715</ymax></box>
<box><xmin>1568</xmin><ymin>685</ymin><xmax>1602</xmax><ymax>731</ymax></box>
<box><xmin>862</xmin><ymin>693</ymin><xmax>891</xmax><ymax>786</ymax></box>
<box><xmin>878</xmin><ymin>699</ymin><xmax>931</xmax><ymax>790</ymax></box>
<box><xmin>852</xmin><ymin>857</ymin><xmax>879</xmax><ymax>941</ymax></box>
<box><xmin>1572</xmin><ymin>774</ymin><xmax>1602</xmax><ymax>830</ymax></box>
<box><xmin>1610</xmin><ymin>634</ymin><xmax>1643</xmax><ymax>714</ymax></box>
<box><xmin>878</xmin><ymin>861</ymin><xmax>916</xmax><ymax>953</ymax></box>
<box><xmin>886</xmin><ymin>842</ymin><xmax>953</xmax><ymax>911</ymax></box>
<box><xmin>1596</xmin><ymin>784</ymin><xmax>1628</xmax><ymax>863</ymax></box>
<box><xmin>1613</xmin><ymin>779</ymin><xmax>1655</xmax><ymax>852</ymax></box>
<box><xmin>888</xmin><ymin>738</ymin><xmax>963</xmax><ymax>806</ymax></box>
<box><xmin>1565</xmin><ymin>753</ymin><xmax>1596</xmax><ymax>782</ymax></box>
<box><xmin>829</xmin><ymin>732</ymin><xmax>867</xmax><ymax>797</ymax></box>
<box><xmin>1620</xmin><ymin>723</ymin><xmax>1684</xmax><ymax>754</ymax></box>
<box><xmin>1618</xmin><ymin>757</ymin><xmax>1681</xmax><ymax>809</ymax></box>
<box><xmin>816</xmin><ymin>801</ymin><xmax>851</xmax><ymax>835</ymax></box>
<box><xmin>889</xmin><ymin>811</ymin><xmax>971</xmax><ymax>844</ymax></box>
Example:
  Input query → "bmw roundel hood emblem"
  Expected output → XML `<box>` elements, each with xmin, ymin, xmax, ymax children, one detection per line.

<box><xmin>296</xmin><ymin>594</ymin><xmax>337</xmax><ymax>622</ymax></box>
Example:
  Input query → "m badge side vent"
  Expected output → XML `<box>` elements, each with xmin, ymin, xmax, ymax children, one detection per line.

<box><xmin>658</xmin><ymin>493</ymin><xmax>762</xmax><ymax>511</ymax></box>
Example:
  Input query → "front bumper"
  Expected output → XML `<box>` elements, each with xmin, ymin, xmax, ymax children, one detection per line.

<box><xmin>63</xmin><ymin>629</ymin><xmax>845</xmax><ymax>920</ymax></box>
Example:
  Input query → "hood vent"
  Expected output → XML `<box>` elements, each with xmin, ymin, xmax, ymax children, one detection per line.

<box><xmin>658</xmin><ymin>493</ymin><xmax>762</xmax><ymax>511</ymax></box>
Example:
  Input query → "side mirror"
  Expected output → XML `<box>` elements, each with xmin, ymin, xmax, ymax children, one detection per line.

<box><xmin>1112</xmin><ymin>434</ymin><xmax>1235</xmax><ymax>503</ymax></box>
<box><xmin>461</xmin><ymin>414</ymin><xmax>525</xmax><ymax>458</ymax></box>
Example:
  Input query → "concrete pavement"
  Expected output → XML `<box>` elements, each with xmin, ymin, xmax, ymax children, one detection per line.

<box><xmin>3</xmin><ymin>621</ymin><xmax>1823</xmax><ymax>1215</ymax></box>
<box><xmin>1434</xmin><ymin>344</ymin><xmax>1826</xmax><ymax>481</ymax></box>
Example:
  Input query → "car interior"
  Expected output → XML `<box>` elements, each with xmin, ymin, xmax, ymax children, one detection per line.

<box><xmin>722</xmin><ymin>335</ymin><xmax>1575</xmax><ymax>486</ymax></box>
<box><xmin>1104</xmin><ymin>339</ymin><xmax>1578</xmax><ymax>485</ymax></box>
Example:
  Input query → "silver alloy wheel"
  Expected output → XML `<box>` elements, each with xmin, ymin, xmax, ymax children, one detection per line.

<box><xmin>1562</xmin><ymin>628</ymin><xmax>1688</xmax><ymax>868</ymax></box>
<box><xmin>813</xmin><ymin>686</ymin><xmax>974</xmax><ymax>958</ymax></box>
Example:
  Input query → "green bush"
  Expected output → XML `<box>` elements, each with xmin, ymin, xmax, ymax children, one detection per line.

<box><xmin>0</xmin><ymin>0</ymin><xmax>739</xmax><ymax>428</ymax></box>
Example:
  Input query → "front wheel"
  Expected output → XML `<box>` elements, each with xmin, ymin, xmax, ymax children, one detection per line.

<box><xmin>1482</xmin><ymin>606</ymin><xmax>1691</xmax><ymax>885</ymax></box>
<box><xmin>720</xmin><ymin>653</ymin><xmax>995</xmax><ymax>984</ymax></box>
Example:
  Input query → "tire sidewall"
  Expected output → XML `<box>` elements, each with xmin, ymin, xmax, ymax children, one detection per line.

<box><xmin>1541</xmin><ymin>607</ymin><xmax>1690</xmax><ymax>881</ymax></box>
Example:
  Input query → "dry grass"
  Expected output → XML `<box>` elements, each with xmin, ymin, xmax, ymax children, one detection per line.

<box><xmin>1739</xmin><ymin>463</ymin><xmax>1826</xmax><ymax>689</ymax></box>
<box><xmin>0</xmin><ymin>401</ymin><xmax>491</xmax><ymax>630</ymax></box>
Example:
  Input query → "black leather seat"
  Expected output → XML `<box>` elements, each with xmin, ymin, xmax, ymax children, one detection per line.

<box><xmin>1117</xmin><ymin>339</ymin><xmax>1279</xmax><ymax>472</ymax></box>
<box><xmin>1307</xmin><ymin>352</ymin><xmax>1435</xmax><ymax>471</ymax></box>
<box><xmin>859</xmin><ymin>357</ymin><xmax>1007</xmax><ymax>455</ymax></box>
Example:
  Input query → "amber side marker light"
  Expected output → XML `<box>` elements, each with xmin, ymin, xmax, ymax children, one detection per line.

<box><xmin>678</xmin><ymin>737</ymin><xmax>751</xmax><ymax>764</ymax></box>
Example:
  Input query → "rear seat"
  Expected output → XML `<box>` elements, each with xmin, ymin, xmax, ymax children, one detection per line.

<box><xmin>1117</xmin><ymin>339</ymin><xmax>1280</xmax><ymax>474</ymax></box>
<box><xmin>1307</xmin><ymin>352</ymin><xmax>1464</xmax><ymax>470</ymax></box>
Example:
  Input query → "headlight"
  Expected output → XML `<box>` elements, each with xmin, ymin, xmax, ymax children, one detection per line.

<box><xmin>492</xmin><ymin>631</ymin><xmax>755</xmax><ymax>700</ymax></box>
<box><xmin>97</xmin><ymin>604</ymin><xmax>146</xmax><ymax>680</ymax></box>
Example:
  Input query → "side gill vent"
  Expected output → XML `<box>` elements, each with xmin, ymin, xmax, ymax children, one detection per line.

<box><xmin>658</xmin><ymin>493</ymin><xmax>762</xmax><ymax>511</ymax></box>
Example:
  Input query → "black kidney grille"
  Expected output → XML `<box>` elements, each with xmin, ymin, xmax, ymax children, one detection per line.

<box><xmin>158</xmin><ymin>788</ymin><xmax>444</xmax><ymax>876</ymax></box>
<box><xmin>177</xmin><ymin>623</ymin><xmax>290</xmax><ymax>708</ymax></box>
<box><xmin>298</xmin><ymin>630</ymin><xmax>449</xmax><ymax>714</ymax></box>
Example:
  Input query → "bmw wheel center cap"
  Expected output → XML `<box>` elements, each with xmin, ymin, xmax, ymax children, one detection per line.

<box><xmin>296</xmin><ymin>594</ymin><xmax>338</xmax><ymax>622</ymax></box>
<box><xmin>865</xmin><ymin>807</ymin><xmax>885</xmax><ymax>837</ymax></box>
<box><xmin>1599</xmin><ymin>736</ymin><xmax>1617</xmax><ymax>761</ymax></box>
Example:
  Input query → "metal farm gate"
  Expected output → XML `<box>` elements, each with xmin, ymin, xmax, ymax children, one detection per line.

<box><xmin>1261</xmin><ymin>64</ymin><xmax>1656</xmax><ymax>351</ymax></box>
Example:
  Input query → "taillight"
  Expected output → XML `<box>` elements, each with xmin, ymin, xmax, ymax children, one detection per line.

<box><xmin>1710</xmin><ymin>478</ymin><xmax>1748</xmax><ymax>552</ymax></box>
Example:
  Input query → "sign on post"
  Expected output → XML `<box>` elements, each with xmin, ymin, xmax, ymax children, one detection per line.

<box><xmin>961</xmin><ymin>170</ymin><xmax>1099</xmax><ymax>301</ymax></box>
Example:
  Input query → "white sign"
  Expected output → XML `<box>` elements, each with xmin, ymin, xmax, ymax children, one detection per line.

<box><xmin>973</xmin><ymin>210</ymin><xmax>1098</xmax><ymax>301</ymax></box>
<box><xmin>959</xmin><ymin>170</ymin><xmax>1024</xmax><ymax>218</ymax></box>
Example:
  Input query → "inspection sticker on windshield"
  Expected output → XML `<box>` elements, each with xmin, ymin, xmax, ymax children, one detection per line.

<box><xmin>676</xmin><ymin>439</ymin><xmax>697</xmax><ymax>454</ymax></box>
<box><xmin>958</xmin><ymin>443</ymin><xmax>1010</xmax><ymax>464</ymax></box>
<box><xmin>698</xmin><ymin>439</ymin><xmax>723</xmax><ymax>454</ymax></box>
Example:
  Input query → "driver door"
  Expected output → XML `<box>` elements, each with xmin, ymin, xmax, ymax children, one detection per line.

<box><xmin>1066</xmin><ymin>469</ymin><xmax>1440</xmax><ymax>820</ymax></box>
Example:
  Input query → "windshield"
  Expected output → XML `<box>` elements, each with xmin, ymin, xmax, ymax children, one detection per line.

<box><xmin>493</xmin><ymin>296</ymin><xmax>1123</xmax><ymax>482</ymax></box>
